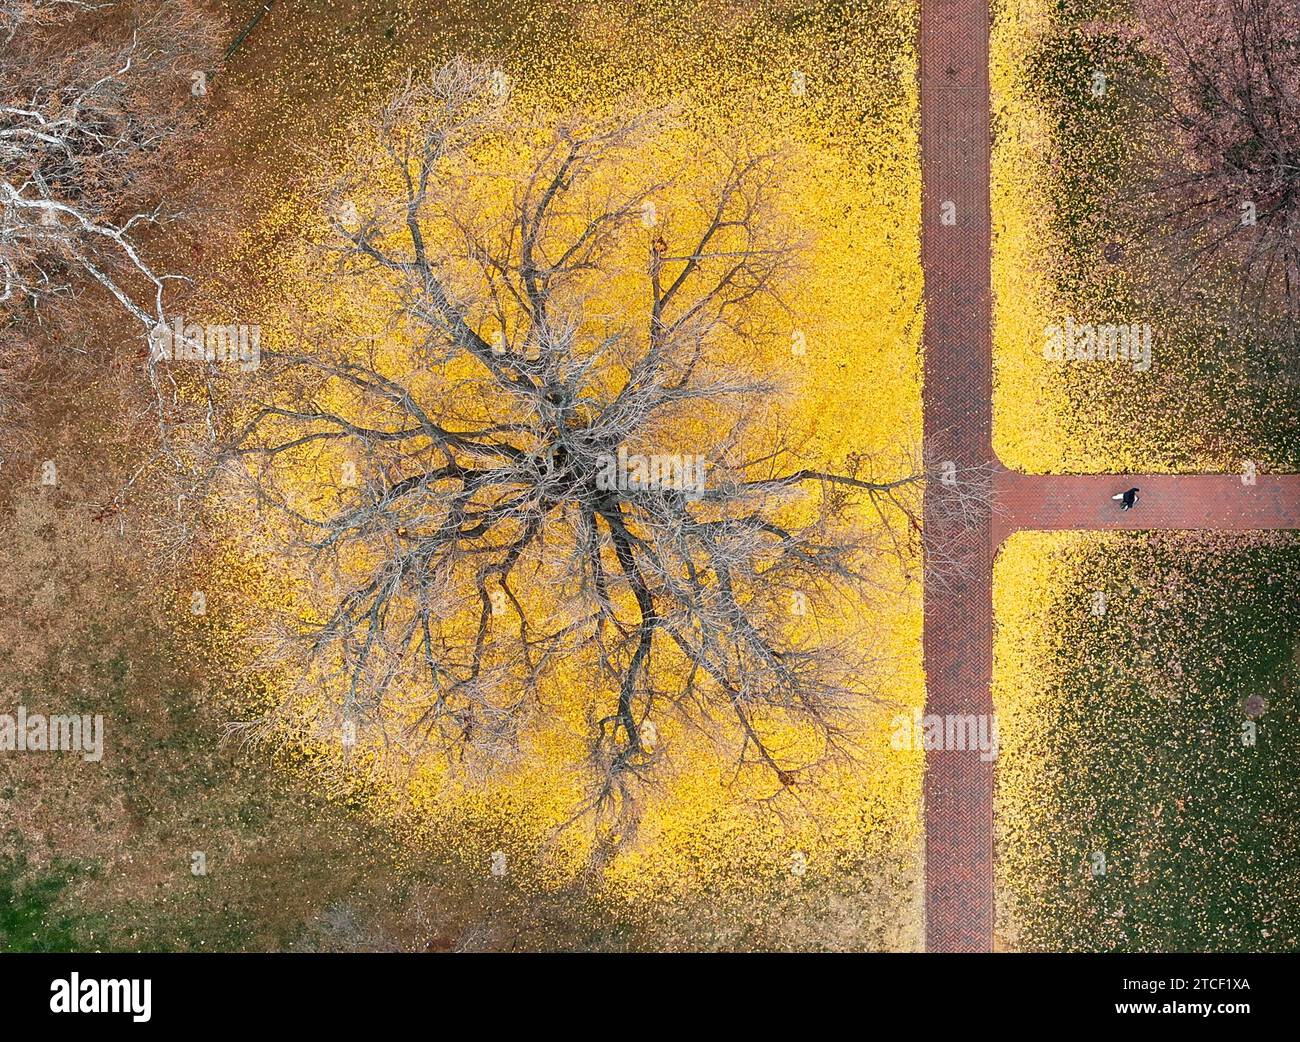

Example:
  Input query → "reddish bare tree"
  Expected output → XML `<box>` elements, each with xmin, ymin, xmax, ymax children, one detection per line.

<box><xmin>1108</xmin><ymin>0</ymin><xmax>1300</xmax><ymax>316</ymax></box>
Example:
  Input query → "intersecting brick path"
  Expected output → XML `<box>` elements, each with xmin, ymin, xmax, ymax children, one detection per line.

<box><xmin>918</xmin><ymin>2</ymin><xmax>1300</xmax><ymax>951</ymax></box>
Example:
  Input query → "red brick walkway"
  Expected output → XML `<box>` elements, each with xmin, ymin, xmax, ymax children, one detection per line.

<box><xmin>918</xmin><ymin>4</ymin><xmax>1300</xmax><ymax>951</ymax></box>
<box><xmin>920</xmin><ymin>0</ymin><xmax>995</xmax><ymax>954</ymax></box>
<box><xmin>994</xmin><ymin>473</ymin><xmax>1300</xmax><ymax>543</ymax></box>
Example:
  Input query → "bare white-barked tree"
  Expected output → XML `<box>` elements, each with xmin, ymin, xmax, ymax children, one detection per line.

<box><xmin>0</xmin><ymin>0</ymin><xmax>220</xmax><ymax>443</ymax></box>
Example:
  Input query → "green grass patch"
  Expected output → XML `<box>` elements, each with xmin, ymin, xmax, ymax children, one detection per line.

<box><xmin>998</xmin><ymin>534</ymin><xmax>1300</xmax><ymax>951</ymax></box>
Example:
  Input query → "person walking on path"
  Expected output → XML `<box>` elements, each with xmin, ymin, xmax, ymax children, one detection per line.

<box><xmin>1112</xmin><ymin>487</ymin><xmax>1140</xmax><ymax>511</ymax></box>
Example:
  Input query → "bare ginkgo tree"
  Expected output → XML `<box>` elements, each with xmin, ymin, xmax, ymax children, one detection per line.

<box><xmin>223</xmin><ymin>61</ymin><xmax>978</xmax><ymax>822</ymax></box>
<box><xmin>0</xmin><ymin>0</ymin><xmax>220</xmax><ymax>444</ymax></box>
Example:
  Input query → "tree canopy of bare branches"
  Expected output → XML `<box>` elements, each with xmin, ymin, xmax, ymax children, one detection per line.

<box><xmin>224</xmin><ymin>60</ymin><xmax>939</xmax><ymax>825</ymax></box>
<box><xmin>1102</xmin><ymin>0</ymin><xmax>1300</xmax><ymax>316</ymax></box>
<box><xmin>1</xmin><ymin>0</ymin><xmax>220</xmax><ymax>332</ymax></box>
